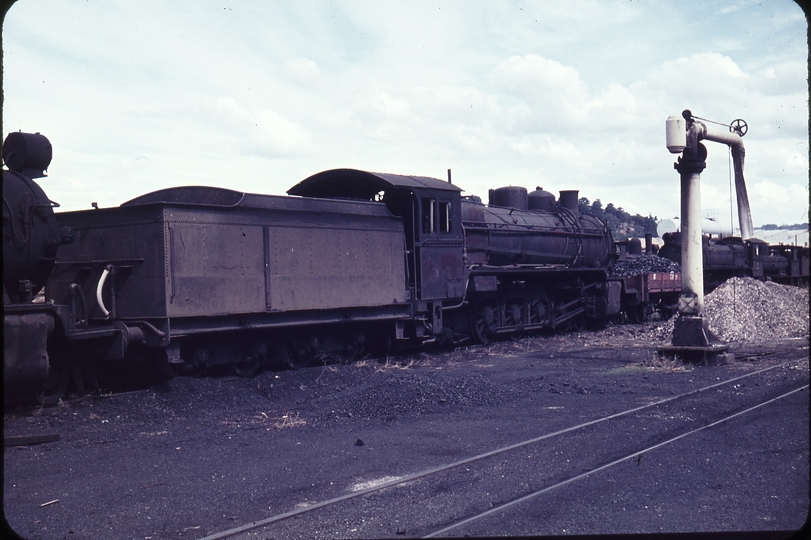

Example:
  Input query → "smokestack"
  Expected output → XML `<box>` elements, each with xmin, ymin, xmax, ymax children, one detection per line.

<box><xmin>559</xmin><ymin>190</ymin><xmax>579</xmax><ymax>212</ymax></box>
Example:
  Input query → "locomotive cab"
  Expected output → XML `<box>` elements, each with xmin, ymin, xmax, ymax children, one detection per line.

<box><xmin>290</xmin><ymin>168</ymin><xmax>465</xmax><ymax>342</ymax></box>
<box><xmin>289</xmin><ymin>169</ymin><xmax>466</xmax><ymax>303</ymax></box>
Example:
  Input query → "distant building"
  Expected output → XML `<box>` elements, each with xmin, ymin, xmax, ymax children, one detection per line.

<box><xmin>656</xmin><ymin>219</ymin><xmax>808</xmax><ymax>247</ymax></box>
<box><xmin>752</xmin><ymin>228</ymin><xmax>809</xmax><ymax>247</ymax></box>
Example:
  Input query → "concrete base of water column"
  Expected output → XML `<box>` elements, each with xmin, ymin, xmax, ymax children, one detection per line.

<box><xmin>658</xmin><ymin>315</ymin><xmax>732</xmax><ymax>365</ymax></box>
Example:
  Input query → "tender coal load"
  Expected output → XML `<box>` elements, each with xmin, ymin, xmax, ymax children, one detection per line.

<box><xmin>611</xmin><ymin>255</ymin><xmax>681</xmax><ymax>276</ymax></box>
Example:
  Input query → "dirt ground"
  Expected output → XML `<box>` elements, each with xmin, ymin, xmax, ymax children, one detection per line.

<box><xmin>3</xmin><ymin>322</ymin><xmax>809</xmax><ymax>539</ymax></box>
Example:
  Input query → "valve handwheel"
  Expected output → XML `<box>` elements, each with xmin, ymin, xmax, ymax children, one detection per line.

<box><xmin>730</xmin><ymin>118</ymin><xmax>748</xmax><ymax>137</ymax></box>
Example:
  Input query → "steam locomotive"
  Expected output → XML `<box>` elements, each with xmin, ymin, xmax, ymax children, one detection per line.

<box><xmin>658</xmin><ymin>231</ymin><xmax>809</xmax><ymax>292</ymax></box>
<box><xmin>3</xmin><ymin>132</ymin><xmax>73</xmax><ymax>403</ymax></box>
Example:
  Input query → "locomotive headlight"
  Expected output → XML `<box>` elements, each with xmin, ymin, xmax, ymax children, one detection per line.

<box><xmin>665</xmin><ymin>115</ymin><xmax>687</xmax><ymax>154</ymax></box>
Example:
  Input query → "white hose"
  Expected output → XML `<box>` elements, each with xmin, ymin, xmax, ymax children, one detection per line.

<box><xmin>96</xmin><ymin>267</ymin><xmax>111</xmax><ymax>318</ymax></box>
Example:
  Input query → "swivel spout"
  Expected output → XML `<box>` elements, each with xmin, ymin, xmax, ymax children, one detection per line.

<box><xmin>695</xmin><ymin>122</ymin><xmax>754</xmax><ymax>240</ymax></box>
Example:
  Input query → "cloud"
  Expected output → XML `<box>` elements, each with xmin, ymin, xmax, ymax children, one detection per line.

<box><xmin>252</xmin><ymin>109</ymin><xmax>310</xmax><ymax>155</ymax></box>
<box><xmin>212</xmin><ymin>97</ymin><xmax>310</xmax><ymax>157</ymax></box>
<box><xmin>367</xmin><ymin>88</ymin><xmax>410</xmax><ymax>118</ymax></box>
<box><xmin>645</xmin><ymin>53</ymin><xmax>749</xmax><ymax>102</ymax></box>
<box><xmin>2</xmin><ymin>0</ymin><xmax>806</xmax><ymax>229</ymax></box>
<box><xmin>411</xmin><ymin>86</ymin><xmax>503</xmax><ymax>126</ymax></box>
<box><xmin>750</xmin><ymin>180</ymin><xmax>809</xmax><ymax>224</ymax></box>
<box><xmin>283</xmin><ymin>58</ymin><xmax>322</xmax><ymax>84</ymax></box>
<box><xmin>488</xmin><ymin>54</ymin><xmax>591</xmax><ymax>132</ymax></box>
<box><xmin>752</xmin><ymin>60</ymin><xmax>807</xmax><ymax>95</ymax></box>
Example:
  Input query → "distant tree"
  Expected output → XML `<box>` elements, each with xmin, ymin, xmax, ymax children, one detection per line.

<box><xmin>575</xmin><ymin>194</ymin><xmax>659</xmax><ymax>238</ymax></box>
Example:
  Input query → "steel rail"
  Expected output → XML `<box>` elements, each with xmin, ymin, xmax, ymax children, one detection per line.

<box><xmin>425</xmin><ymin>383</ymin><xmax>809</xmax><ymax>538</ymax></box>
<box><xmin>197</xmin><ymin>357</ymin><xmax>807</xmax><ymax>540</ymax></box>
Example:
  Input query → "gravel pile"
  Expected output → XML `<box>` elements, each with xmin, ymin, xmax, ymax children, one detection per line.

<box><xmin>656</xmin><ymin>277</ymin><xmax>808</xmax><ymax>343</ymax></box>
<box><xmin>611</xmin><ymin>255</ymin><xmax>681</xmax><ymax>276</ymax></box>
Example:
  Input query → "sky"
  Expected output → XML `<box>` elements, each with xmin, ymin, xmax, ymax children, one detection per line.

<box><xmin>2</xmin><ymin>0</ymin><xmax>808</xmax><ymax>232</ymax></box>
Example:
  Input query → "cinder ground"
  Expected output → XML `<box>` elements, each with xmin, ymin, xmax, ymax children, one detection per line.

<box><xmin>3</xmin><ymin>324</ymin><xmax>809</xmax><ymax>540</ymax></box>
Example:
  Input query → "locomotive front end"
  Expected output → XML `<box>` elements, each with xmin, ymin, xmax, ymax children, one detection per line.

<box><xmin>3</xmin><ymin>132</ymin><xmax>71</xmax><ymax>403</ymax></box>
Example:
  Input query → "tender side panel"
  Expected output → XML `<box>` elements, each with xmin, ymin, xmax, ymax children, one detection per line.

<box><xmin>267</xmin><ymin>224</ymin><xmax>407</xmax><ymax>311</ymax></box>
<box><xmin>166</xmin><ymin>222</ymin><xmax>266</xmax><ymax>317</ymax></box>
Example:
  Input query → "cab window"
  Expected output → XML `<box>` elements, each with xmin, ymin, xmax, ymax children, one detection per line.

<box><xmin>422</xmin><ymin>198</ymin><xmax>435</xmax><ymax>234</ymax></box>
<box><xmin>439</xmin><ymin>201</ymin><xmax>451</xmax><ymax>233</ymax></box>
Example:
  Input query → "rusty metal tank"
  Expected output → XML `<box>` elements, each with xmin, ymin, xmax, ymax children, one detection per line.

<box><xmin>462</xmin><ymin>187</ymin><xmax>613</xmax><ymax>268</ymax></box>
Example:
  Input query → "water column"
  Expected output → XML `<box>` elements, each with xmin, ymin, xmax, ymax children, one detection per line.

<box><xmin>658</xmin><ymin>111</ymin><xmax>729</xmax><ymax>363</ymax></box>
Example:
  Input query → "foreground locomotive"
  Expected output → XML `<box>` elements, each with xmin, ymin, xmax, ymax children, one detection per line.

<box><xmin>0</xmin><ymin>132</ymin><xmax>681</xmax><ymax>405</ymax></box>
<box><xmin>44</xmin><ymin>168</ymin><xmax>622</xmax><ymax>382</ymax></box>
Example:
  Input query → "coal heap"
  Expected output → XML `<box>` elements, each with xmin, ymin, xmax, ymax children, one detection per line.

<box><xmin>703</xmin><ymin>277</ymin><xmax>809</xmax><ymax>342</ymax></box>
<box><xmin>656</xmin><ymin>277</ymin><xmax>809</xmax><ymax>343</ymax></box>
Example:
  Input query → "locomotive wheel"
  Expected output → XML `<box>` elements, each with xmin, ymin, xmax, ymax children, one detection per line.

<box><xmin>626</xmin><ymin>304</ymin><xmax>644</xmax><ymax>324</ymax></box>
<box><xmin>502</xmin><ymin>290</ymin><xmax>526</xmax><ymax>330</ymax></box>
<box><xmin>560</xmin><ymin>314</ymin><xmax>586</xmax><ymax>333</ymax></box>
<box><xmin>527</xmin><ymin>287</ymin><xmax>551</xmax><ymax>327</ymax></box>
<box><xmin>471</xmin><ymin>296</ymin><xmax>499</xmax><ymax>345</ymax></box>
<box><xmin>34</xmin><ymin>351</ymin><xmax>69</xmax><ymax>406</ymax></box>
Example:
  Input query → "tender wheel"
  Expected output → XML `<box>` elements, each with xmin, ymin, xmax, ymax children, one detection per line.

<box><xmin>232</xmin><ymin>360</ymin><xmax>261</xmax><ymax>377</ymax></box>
<box><xmin>279</xmin><ymin>341</ymin><xmax>312</xmax><ymax>370</ymax></box>
<box><xmin>34</xmin><ymin>351</ymin><xmax>70</xmax><ymax>406</ymax></box>
<box><xmin>173</xmin><ymin>347</ymin><xmax>207</xmax><ymax>377</ymax></box>
<box><xmin>471</xmin><ymin>295</ymin><xmax>499</xmax><ymax>345</ymax></box>
<box><xmin>231</xmin><ymin>344</ymin><xmax>266</xmax><ymax>377</ymax></box>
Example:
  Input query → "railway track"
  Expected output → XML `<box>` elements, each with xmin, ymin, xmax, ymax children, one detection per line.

<box><xmin>197</xmin><ymin>358</ymin><xmax>808</xmax><ymax>539</ymax></box>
